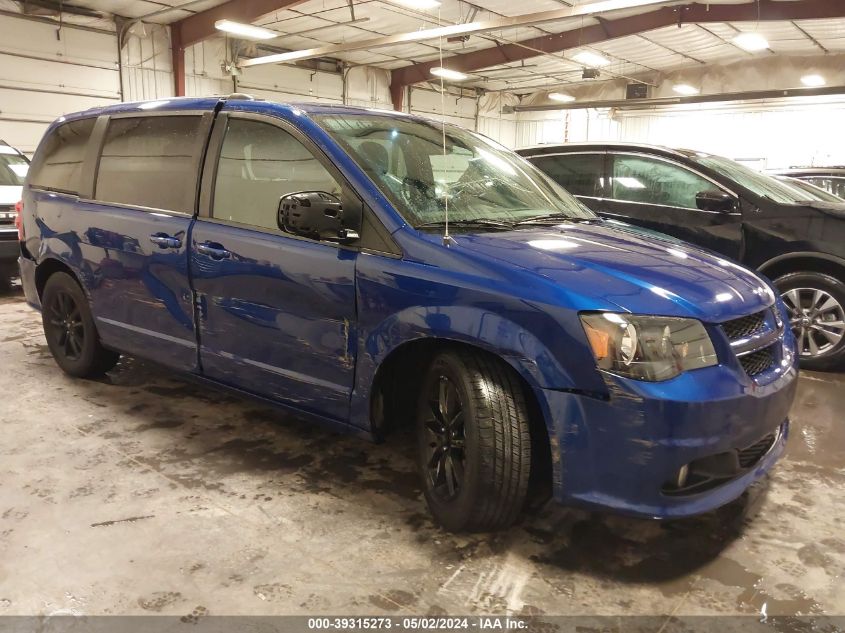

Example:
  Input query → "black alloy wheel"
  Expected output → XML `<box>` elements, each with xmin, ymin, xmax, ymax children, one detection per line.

<box><xmin>41</xmin><ymin>272</ymin><xmax>119</xmax><ymax>377</ymax></box>
<box><xmin>423</xmin><ymin>374</ymin><xmax>467</xmax><ymax>501</ymax></box>
<box><xmin>45</xmin><ymin>289</ymin><xmax>85</xmax><ymax>361</ymax></box>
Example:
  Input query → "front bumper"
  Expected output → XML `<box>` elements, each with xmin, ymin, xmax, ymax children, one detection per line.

<box><xmin>0</xmin><ymin>234</ymin><xmax>19</xmax><ymax>264</ymax></box>
<box><xmin>541</xmin><ymin>344</ymin><xmax>798</xmax><ymax>519</ymax></box>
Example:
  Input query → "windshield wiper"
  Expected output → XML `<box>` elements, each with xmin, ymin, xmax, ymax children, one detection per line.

<box><xmin>414</xmin><ymin>218</ymin><xmax>515</xmax><ymax>231</ymax></box>
<box><xmin>513</xmin><ymin>213</ymin><xmax>598</xmax><ymax>226</ymax></box>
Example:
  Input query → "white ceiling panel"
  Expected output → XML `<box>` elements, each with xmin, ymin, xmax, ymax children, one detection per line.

<box><xmin>25</xmin><ymin>0</ymin><xmax>845</xmax><ymax>94</ymax></box>
<box><xmin>796</xmin><ymin>17</ymin><xmax>845</xmax><ymax>38</ymax></box>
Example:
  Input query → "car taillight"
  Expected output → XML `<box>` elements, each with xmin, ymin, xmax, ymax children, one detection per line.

<box><xmin>14</xmin><ymin>200</ymin><xmax>23</xmax><ymax>240</ymax></box>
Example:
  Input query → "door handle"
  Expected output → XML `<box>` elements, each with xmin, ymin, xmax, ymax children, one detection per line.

<box><xmin>150</xmin><ymin>233</ymin><xmax>182</xmax><ymax>249</ymax></box>
<box><xmin>196</xmin><ymin>241</ymin><xmax>231</xmax><ymax>260</ymax></box>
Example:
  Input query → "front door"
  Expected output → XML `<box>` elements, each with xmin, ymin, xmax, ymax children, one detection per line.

<box><xmin>190</xmin><ymin>113</ymin><xmax>357</xmax><ymax>420</ymax></box>
<box><xmin>600</xmin><ymin>153</ymin><xmax>743</xmax><ymax>259</ymax></box>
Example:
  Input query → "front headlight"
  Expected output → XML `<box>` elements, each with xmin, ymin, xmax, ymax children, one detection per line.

<box><xmin>580</xmin><ymin>313</ymin><xmax>718</xmax><ymax>381</ymax></box>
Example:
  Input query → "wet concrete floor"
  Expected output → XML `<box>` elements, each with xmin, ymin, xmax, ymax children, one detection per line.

<box><xmin>0</xmin><ymin>283</ymin><xmax>842</xmax><ymax>619</ymax></box>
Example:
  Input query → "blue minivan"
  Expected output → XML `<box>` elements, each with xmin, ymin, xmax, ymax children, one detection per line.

<box><xmin>18</xmin><ymin>95</ymin><xmax>798</xmax><ymax>531</ymax></box>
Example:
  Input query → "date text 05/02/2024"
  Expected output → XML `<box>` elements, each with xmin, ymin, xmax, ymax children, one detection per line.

<box><xmin>307</xmin><ymin>617</ymin><xmax>528</xmax><ymax>629</ymax></box>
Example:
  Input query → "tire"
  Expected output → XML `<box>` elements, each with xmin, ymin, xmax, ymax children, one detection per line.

<box><xmin>41</xmin><ymin>272</ymin><xmax>119</xmax><ymax>378</ymax></box>
<box><xmin>774</xmin><ymin>271</ymin><xmax>845</xmax><ymax>371</ymax></box>
<box><xmin>0</xmin><ymin>263</ymin><xmax>14</xmax><ymax>291</ymax></box>
<box><xmin>416</xmin><ymin>349</ymin><xmax>532</xmax><ymax>532</ymax></box>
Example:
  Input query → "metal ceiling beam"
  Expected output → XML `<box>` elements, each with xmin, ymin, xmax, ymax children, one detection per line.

<box><xmin>505</xmin><ymin>84</ymin><xmax>845</xmax><ymax>112</ymax></box>
<box><xmin>390</xmin><ymin>0</ymin><xmax>845</xmax><ymax>108</ymax></box>
<box><xmin>240</xmin><ymin>0</ymin><xmax>675</xmax><ymax>68</ymax></box>
<box><xmin>170</xmin><ymin>0</ymin><xmax>309</xmax><ymax>95</ymax></box>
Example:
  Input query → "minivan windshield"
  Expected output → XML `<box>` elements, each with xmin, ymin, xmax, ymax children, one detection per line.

<box><xmin>313</xmin><ymin>113</ymin><xmax>595</xmax><ymax>228</ymax></box>
<box><xmin>691</xmin><ymin>153</ymin><xmax>842</xmax><ymax>205</ymax></box>
<box><xmin>0</xmin><ymin>150</ymin><xmax>28</xmax><ymax>186</ymax></box>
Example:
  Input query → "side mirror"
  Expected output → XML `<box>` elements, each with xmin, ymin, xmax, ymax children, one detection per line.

<box><xmin>278</xmin><ymin>191</ymin><xmax>361</xmax><ymax>243</ymax></box>
<box><xmin>695</xmin><ymin>190</ymin><xmax>737</xmax><ymax>213</ymax></box>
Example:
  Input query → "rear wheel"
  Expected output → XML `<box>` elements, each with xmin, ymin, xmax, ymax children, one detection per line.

<box><xmin>416</xmin><ymin>349</ymin><xmax>532</xmax><ymax>532</ymax></box>
<box><xmin>774</xmin><ymin>271</ymin><xmax>845</xmax><ymax>371</ymax></box>
<box><xmin>41</xmin><ymin>272</ymin><xmax>119</xmax><ymax>377</ymax></box>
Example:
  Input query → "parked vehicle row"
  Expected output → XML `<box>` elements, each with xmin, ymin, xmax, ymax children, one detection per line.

<box><xmin>0</xmin><ymin>141</ymin><xmax>28</xmax><ymax>288</ymax></box>
<box><xmin>18</xmin><ymin>96</ymin><xmax>798</xmax><ymax>531</ymax></box>
<box><xmin>518</xmin><ymin>143</ymin><xmax>845</xmax><ymax>370</ymax></box>
<box><xmin>771</xmin><ymin>167</ymin><xmax>845</xmax><ymax>200</ymax></box>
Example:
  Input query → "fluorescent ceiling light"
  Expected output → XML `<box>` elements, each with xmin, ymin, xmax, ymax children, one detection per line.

<box><xmin>733</xmin><ymin>32</ymin><xmax>769</xmax><ymax>52</ymax></box>
<box><xmin>430</xmin><ymin>67</ymin><xmax>468</xmax><ymax>81</ymax></box>
<box><xmin>548</xmin><ymin>92</ymin><xmax>576</xmax><ymax>102</ymax></box>
<box><xmin>572</xmin><ymin>51</ymin><xmax>611</xmax><ymax>67</ymax></box>
<box><xmin>801</xmin><ymin>74</ymin><xmax>826</xmax><ymax>87</ymax></box>
<box><xmin>392</xmin><ymin>0</ymin><xmax>441</xmax><ymax>8</ymax></box>
<box><xmin>215</xmin><ymin>19</ymin><xmax>277</xmax><ymax>40</ymax></box>
<box><xmin>673</xmin><ymin>84</ymin><xmax>699</xmax><ymax>96</ymax></box>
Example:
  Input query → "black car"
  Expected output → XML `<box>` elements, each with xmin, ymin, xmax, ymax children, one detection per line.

<box><xmin>518</xmin><ymin>143</ymin><xmax>845</xmax><ymax>370</ymax></box>
<box><xmin>770</xmin><ymin>167</ymin><xmax>845</xmax><ymax>200</ymax></box>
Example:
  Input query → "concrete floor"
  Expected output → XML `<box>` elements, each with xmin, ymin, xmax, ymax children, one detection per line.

<box><xmin>0</xmin><ymin>282</ymin><xmax>843</xmax><ymax>619</ymax></box>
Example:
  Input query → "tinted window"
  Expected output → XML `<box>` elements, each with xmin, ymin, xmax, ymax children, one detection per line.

<box><xmin>611</xmin><ymin>155</ymin><xmax>716</xmax><ymax>210</ymax></box>
<box><xmin>28</xmin><ymin>118</ymin><xmax>95</xmax><ymax>194</ymax></box>
<box><xmin>0</xmin><ymin>152</ymin><xmax>29</xmax><ymax>186</ymax></box>
<box><xmin>530</xmin><ymin>154</ymin><xmax>604</xmax><ymax>197</ymax></box>
<box><xmin>213</xmin><ymin>119</ymin><xmax>340</xmax><ymax>231</ymax></box>
<box><xmin>96</xmin><ymin>116</ymin><xmax>203</xmax><ymax>214</ymax></box>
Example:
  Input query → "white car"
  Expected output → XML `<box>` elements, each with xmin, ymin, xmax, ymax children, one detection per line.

<box><xmin>0</xmin><ymin>142</ymin><xmax>28</xmax><ymax>286</ymax></box>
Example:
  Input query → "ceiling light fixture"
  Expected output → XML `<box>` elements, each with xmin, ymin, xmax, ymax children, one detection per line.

<box><xmin>801</xmin><ymin>74</ymin><xmax>826</xmax><ymax>87</ymax></box>
<box><xmin>548</xmin><ymin>92</ymin><xmax>576</xmax><ymax>102</ymax></box>
<box><xmin>391</xmin><ymin>0</ymin><xmax>441</xmax><ymax>8</ymax></box>
<box><xmin>430</xmin><ymin>67</ymin><xmax>469</xmax><ymax>81</ymax></box>
<box><xmin>673</xmin><ymin>84</ymin><xmax>700</xmax><ymax>96</ymax></box>
<box><xmin>215</xmin><ymin>19</ymin><xmax>277</xmax><ymax>40</ymax></box>
<box><xmin>732</xmin><ymin>32</ymin><xmax>769</xmax><ymax>52</ymax></box>
<box><xmin>572</xmin><ymin>51</ymin><xmax>611</xmax><ymax>67</ymax></box>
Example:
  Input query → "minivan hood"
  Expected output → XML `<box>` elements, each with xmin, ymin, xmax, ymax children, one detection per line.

<box><xmin>450</xmin><ymin>221</ymin><xmax>774</xmax><ymax>321</ymax></box>
<box><xmin>0</xmin><ymin>185</ymin><xmax>21</xmax><ymax>206</ymax></box>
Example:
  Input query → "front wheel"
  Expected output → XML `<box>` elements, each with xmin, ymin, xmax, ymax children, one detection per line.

<box><xmin>41</xmin><ymin>272</ymin><xmax>119</xmax><ymax>377</ymax></box>
<box><xmin>774</xmin><ymin>271</ymin><xmax>845</xmax><ymax>371</ymax></box>
<box><xmin>416</xmin><ymin>349</ymin><xmax>532</xmax><ymax>532</ymax></box>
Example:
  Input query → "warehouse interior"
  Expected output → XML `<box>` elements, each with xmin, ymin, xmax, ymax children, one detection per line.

<box><xmin>0</xmin><ymin>0</ymin><xmax>843</xmax><ymax>626</ymax></box>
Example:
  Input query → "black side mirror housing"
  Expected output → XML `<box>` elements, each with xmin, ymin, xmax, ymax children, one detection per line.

<box><xmin>695</xmin><ymin>190</ymin><xmax>737</xmax><ymax>213</ymax></box>
<box><xmin>278</xmin><ymin>190</ymin><xmax>362</xmax><ymax>243</ymax></box>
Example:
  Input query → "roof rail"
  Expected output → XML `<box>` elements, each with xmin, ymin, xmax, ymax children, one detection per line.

<box><xmin>226</xmin><ymin>93</ymin><xmax>258</xmax><ymax>101</ymax></box>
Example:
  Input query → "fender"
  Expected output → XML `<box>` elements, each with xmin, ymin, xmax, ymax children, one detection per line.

<box><xmin>347</xmin><ymin>303</ymin><xmax>595</xmax><ymax>431</ymax></box>
<box><xmin>757</xmin><ymin>250</ymin><xmax>845</xmax><ymax>275</ymax></box>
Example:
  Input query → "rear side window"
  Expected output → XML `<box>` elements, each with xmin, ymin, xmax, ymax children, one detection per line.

<box><xmin>96</xmin><ymin>116</ymin><xmax>203</xmax><ymax>214</ymax></box>
<box><xmin>28</xmin><ymin>118</ymin><xmax>95</xmax><ymax>194</ymax></box>
<box><xmin>530</xmin><ymin>154</ymin><xmax>604</xmax><ymax>197</ymax></box>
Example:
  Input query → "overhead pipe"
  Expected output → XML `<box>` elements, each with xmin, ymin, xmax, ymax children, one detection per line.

<box><xmin>505</xmin><ymin>85</ymin><xmax>845</xmax><ymax>113</ymax></box>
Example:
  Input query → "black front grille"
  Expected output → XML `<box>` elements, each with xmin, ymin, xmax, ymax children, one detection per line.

<box><xmin>738</xmin><ymin>433</ymin><xmax>777</xmax><ymax>468</ymax></box>
<box><xmin>739</xmin><ymin>345</ymin><xmax>775</xmax><ymax>376</ymax></box>
<box><xmin>722</xmin><ymin>310</ymin><xmax>766</xmax><ymax>341</ymax></box>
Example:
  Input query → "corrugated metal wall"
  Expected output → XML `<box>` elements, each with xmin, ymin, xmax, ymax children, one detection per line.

<box><xmin>511</xmin><ymin>98</ymin><xmax>845</xmax><ymax>168</ymax></box>
<box><xmin>0</xmin><ymin>11</ymin><xmax>488</xmax><ymax>156</ymax></box>
<box><xmin>0</xmin><ymin>13</ymin><xmax>120</xmax><ymax>155</ymax></box>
